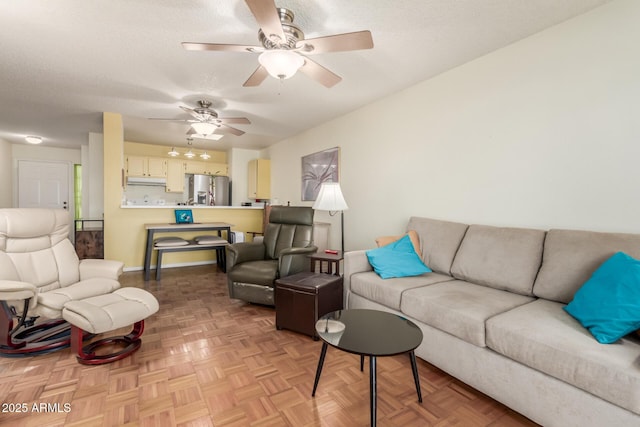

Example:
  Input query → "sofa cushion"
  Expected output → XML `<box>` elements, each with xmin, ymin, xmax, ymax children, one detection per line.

<box><xmin>400</xmin><ymin>280</ymin><xmax>534</xmax><ymax>347</ymax></box>
<box><xmin>533</xmin><ymin>229</ymin><xmax>640</xmax><ymax>303</ymax></box>
<box><xmin>564</xmin><ymin>252</ymin><xmax>640</xmax><ymax>344</ymax></box>
<box><xmin>450</xmin><ymin>225</ymin><xmax>545</xmax><ymax>296</ymax></box>
<box><xmin>486</xmin><ymin>299</ymin><xmax>640</xmax><ymax>416</ymax></box>
<box><xmin>366</xmin><ymin>234</ymin><xmax>431</xmax><ymax>279</ymax></box>
<box><xmin>350</xmin><ymin>271</ymin><xmax>453</xmax><ymax>311</ymax></box>
<box><xmin>406</xmin><ymin>217</ymin><xmax>468</xmax><ymax>275</ymax></box>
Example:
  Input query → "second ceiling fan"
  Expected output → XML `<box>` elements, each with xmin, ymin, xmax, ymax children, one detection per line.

<box><xmin>150</xmin><ymin>100</ymin><xmax>251</xmax><ymax>137</ymax></box>
<box><xmin>182</xmin><ymin>0</ymin><xmax>374</xmax><ymax>88</ymax></box>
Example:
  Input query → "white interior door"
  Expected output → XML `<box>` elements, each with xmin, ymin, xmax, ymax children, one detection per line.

<box><xmin>18</xmin><ymin>160</ymin><xmax>70</xmax><ymax>210</ymax></box>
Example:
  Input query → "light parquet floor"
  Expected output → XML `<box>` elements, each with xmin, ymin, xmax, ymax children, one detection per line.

<box><xmin>0</xmin><ymin>265</ymin><xmax>540</xmax><ymax>427</ymax></box>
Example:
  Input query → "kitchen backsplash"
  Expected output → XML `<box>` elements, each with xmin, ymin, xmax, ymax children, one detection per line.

<box><xmin>123</xmin><ymin>185</ymin><xmax>187</xmax><ymax>206</ymax></box>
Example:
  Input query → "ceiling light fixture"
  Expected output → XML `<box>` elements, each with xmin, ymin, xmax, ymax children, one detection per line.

<box><xmin>258</xmin><ymin>49</ymin><xmax>305</xmax><ymax>80</ymax></box>
<box><xmin>168</xmin><ymin>147</ymin><xmax>179</xmax><ymax>157</ymax></box>
<box><xmin>191</xmin><ymin>122</ymin><xmax>217</xmax><ymax>136</ymax></box>
<box><xmin>25</xmin><ymin>135</ymin><xmax>42</xmax><ymax>144</ymax></box>
<box><xmin>184</xmin><ymin>149</ymin><xmax>195</xmax><ymax>159</ymax></box>
<box><xmin>200</xmin><ymin>151</ymin><xmax>211</xmax><ymax>160</ymax></box>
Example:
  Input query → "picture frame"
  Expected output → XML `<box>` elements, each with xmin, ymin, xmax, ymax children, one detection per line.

<box><xmin>174</xmin><ymin>209</ymin><xmax>193</xmax><ymax>224</ymax></box>
<box><xmin>301</xmin><ymin>147</ymin><xmax>340</xmax><ymax>201</ymax></box>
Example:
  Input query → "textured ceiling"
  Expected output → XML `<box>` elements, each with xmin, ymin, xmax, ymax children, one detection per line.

<box><xmin>0</xmin><ymin>0</ymin><xmax>611</xmax><ymax>152</ymax></box>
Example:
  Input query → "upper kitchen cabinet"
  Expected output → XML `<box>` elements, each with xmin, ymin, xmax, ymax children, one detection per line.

<box><xmin>166</xmin><ymin>159</ymin><xmax>186</xmax><ymax>193</ymax></box>
<box><xmin>248</xmin><ymin>159</ymin><xmax>270</xmax><ymax>200</ymax></box>
<box><xmin>185</xmin><ymin>160</ymin><xmax>228</xmax><ymax>176</ymax></box>
<box><xmin>126</xmin><ymin>156</ymin><xmax>166</xmax><ymax>178</ymax></box>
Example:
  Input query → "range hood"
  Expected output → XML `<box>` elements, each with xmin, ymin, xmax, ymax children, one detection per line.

<box><xmin>126</xmin><ymin>176</ymin><xmax>167</xmax><ymax>186</ymax></box>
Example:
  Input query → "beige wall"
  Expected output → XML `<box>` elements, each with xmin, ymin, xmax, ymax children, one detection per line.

<box><xmin>266</xmin><ymin>0</ymin><xmax>640</xmax><ymax>251</ymax></box>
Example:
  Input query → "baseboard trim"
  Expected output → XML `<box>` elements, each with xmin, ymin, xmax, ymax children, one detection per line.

<box><xmin>123</xmin><ymin>260</ymin><xmax>216</xmax><ymax>272</ymax></box>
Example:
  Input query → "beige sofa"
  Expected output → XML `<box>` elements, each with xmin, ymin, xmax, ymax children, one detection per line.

<box><xmin>344</xmin><ymin>217</ymin><xmax>640</xmax><ymax>427</ymax></box>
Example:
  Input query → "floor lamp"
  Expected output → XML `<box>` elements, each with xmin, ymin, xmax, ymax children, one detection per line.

<box><xmin>313</xmin><ymin>182</ymin><xmax>349</xmax><ymax>253</ymax></box>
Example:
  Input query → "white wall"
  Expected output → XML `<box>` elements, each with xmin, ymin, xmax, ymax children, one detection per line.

<box><xmin>0</xmin><ymin>138</ymin><xmax>12</xmax><ymax>208</ymax></box>
<box><xmin>267</xmin><ymin>0</ymin><xmax>640</xmax><ymax>251</ymax></box>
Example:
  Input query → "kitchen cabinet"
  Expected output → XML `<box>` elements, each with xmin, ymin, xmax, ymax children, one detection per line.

<box><xmin>185</xmin><ymin>160</ymin><xmax>227</xmax><ymax>176</ymax></box>
<box><xmin>166</xmin><ymin>159</ymin><xmax>186</xmax><ymax>193</ymax></box>
<box><xmin>248</xmin><ymin>159</ymin><xmax>270</xmax><ymax>199</ymax></box>
<box><xmin>126</xmin><ymin>156</ymin><xmax>166</xmax><ymax>178</ymax></box>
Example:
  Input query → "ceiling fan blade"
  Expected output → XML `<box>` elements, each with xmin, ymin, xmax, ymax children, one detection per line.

<box><xmin>299</xmin><ymin>58</ymin><xmax>342</xmax><ymax>88</ymax></box>
<box><xmin>217</xmin><ymin>117</ymin><xmax>251</xmax><ymax>125</ymax></box>
<box><xmin>243</xmin><ymin>65</ymin><xmax>269</xmax><ymax>87</ymax></box>
<box><xmin>220</xmin><ymin>124</ymin><xmax>245</xmax><ymax>136</ymax></box>
<box><xmin>297</xmin><ymin>31</ymin><xmax>374</xmax><ymax>54</ymax></box>
<box><xmin>245</xmin><ymin>0</ymin><xmax>286</xmax><ymax>43</ymax></box>
<box><xmin>148</xmin><ymin>118</ymin><xmax>189</xmax><ymax>122</ymax></box>
<box><xmin>182</xmin><ymin>42</ymin><xmax>261</xmax><ymax>53</ymax></box>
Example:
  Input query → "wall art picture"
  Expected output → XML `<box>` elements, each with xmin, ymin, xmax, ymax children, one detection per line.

<box><xmin>301</xmin><ymin>147</ymin><xmax>340</xmax><ymax>201</ymax></box>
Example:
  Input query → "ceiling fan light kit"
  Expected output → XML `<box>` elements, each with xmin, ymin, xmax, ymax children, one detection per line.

<box><xmin>258</xmin><ymin>49</ymin><xmax>304</xmax><ymax>80</ymax></box>
<box><xmin>190</xmin><ymin>122</ymin><xmax>217</xmax><ymax>136</ymax></box>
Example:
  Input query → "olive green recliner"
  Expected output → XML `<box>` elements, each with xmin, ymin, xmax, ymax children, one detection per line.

<box><xmin>226</xmin><ymin>206</ymin><xmax>318</xmax><ymax>305</ymax></box>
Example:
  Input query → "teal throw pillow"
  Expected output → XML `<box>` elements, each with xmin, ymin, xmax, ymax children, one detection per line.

<box><xmin>366</xmin><ymin>234</ymin><xmax>432</xmax><ymax>279</ymax></box>
<box><xmin>564</xmin><ymin>251</ymin><xmax>640</xmax><ymax>344</ymax></box>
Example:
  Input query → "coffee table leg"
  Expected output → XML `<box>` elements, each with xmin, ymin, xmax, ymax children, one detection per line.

<box><xmin>312</xmin><ymin>342</ymin><xmax>328</xmax><ymax>396</ymax></box>
<box><xmin>370</xmin><ymin>355</ymin><xmax>377</xmax><ymax>427</ymax></box>
<box><xmin>409</xmin><ymin>351</ymin><xmax>422</xmax><ymax>403</ymax></box>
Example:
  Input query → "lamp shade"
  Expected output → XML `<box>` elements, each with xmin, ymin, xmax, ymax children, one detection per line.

<box><xmin>313</xmin><ymin>182</ymin><xmax>348</xmax><ymax>212</ymax></box>
<box><xmin>259</xmin><ymin>49</ymin><xmax>305</xmax><ymax>80</ymax></box>
<box><xmin>191</xmin><ymin>122</ymin><xmax>217</xmax><ymax>136</ymax></box>
<box><xmin>168</xmin><ymin>147</ymin><xmax>179</xmax><ymax>157</ymax></box>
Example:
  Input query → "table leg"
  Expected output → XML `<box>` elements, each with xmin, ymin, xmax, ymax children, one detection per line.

<box><xmin>370</xmin><ymin>355</ymin><xmax>377</xmax><ymax>427</ymax></box>
<box><xmin>312</xmin><ymin>342</ymin><xmax>328</xmax><ymax>396</ymax></box>
<box><xmin>144</xmin><ymin>230</ymin><xmax>154</xmax><ymax>281</ymax></box>
<box><xmin>360</xmin><ymin>355</ymin><xmax>364</xmax><ymax>372</ymax></box>
<box><xmin>409</xmin><ymin>351</ymin><xmax>422</xmax><ymax>403</ymax></box>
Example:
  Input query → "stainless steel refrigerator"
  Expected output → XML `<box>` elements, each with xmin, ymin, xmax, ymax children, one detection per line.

<box><xmin>186</xmin><ymin>174</ymin><xmax>229</xmax><ymax>206</ymax></box>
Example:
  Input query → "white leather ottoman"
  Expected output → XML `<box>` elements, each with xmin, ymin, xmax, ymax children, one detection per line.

<box><xmin>62</xmin><ymin>287</ymin><xmax>159</xmax><ymax>365</ymax></box>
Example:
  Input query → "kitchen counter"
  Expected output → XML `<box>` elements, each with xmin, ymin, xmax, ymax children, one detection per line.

<box><xmin>121</xmin><ymin>205</ymin><xmax>263</xmax><ymax>209</ymax></box>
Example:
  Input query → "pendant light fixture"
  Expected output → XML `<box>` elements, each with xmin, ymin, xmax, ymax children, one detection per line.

<box><xmin>200</xmin><ymin>151</ymin><xmax>211</xmax><ymax>160</ymax></box>
<box><xmin>184</xmin><ymin>137</ymin><xmax>196</xmax><ymax>158</ymax></box>
<box><xmin>168</xmin><ymin>147</ymin><xmax>179</xmax><ymax>157</ymax></box>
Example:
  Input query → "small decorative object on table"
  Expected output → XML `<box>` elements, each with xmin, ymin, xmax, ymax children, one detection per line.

<box><xmin>174</xmin><ymin>209</ymin><xmax>193</xmax><ymax>224</ymax></box>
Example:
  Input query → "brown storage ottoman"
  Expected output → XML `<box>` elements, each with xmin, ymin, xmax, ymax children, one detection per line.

<box><xmin>275</xmin><ymin>272</ymin><xmax>343</xmax><ymax>339</ymax></box>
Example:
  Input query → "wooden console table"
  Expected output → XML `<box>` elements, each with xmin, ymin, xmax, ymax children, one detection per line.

<box><xmin>143</xmin><ymin>222</ymin><xmax>233</xmax><ymax>281</ymax></box>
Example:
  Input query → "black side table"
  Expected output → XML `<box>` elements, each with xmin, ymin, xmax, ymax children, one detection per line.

<box><xmin>312</xmin><ymin>309</ymin><xmax>423</xmax><ymax>426</ymax></box>
<box><xmin>275</xmin><ymin>272</ymin><xmax>343</xmax><ymax>339</ymax></box>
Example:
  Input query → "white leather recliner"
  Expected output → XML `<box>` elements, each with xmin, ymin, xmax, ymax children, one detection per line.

<box><xmin>0</xmin><ymin>208</ymin><xmax>124</xmax><ymax>356</ymax></box>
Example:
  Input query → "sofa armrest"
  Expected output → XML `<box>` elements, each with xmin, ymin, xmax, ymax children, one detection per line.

<box><xmin>79</xmin><ymin>259</ymin><xmax>124</xmax><ymax>281</ymax></box>
<box><xmin>226</xmin><ymin>242</ymin><xmax>266</xmax><ymax>271</ymax></box>
<box><xmin>0</xmin><ymin>280</ymin><xmax>38</xmax><ymax>308</ymax></box>
<box><xmin>343</xmin><ymin>250</ymin><xmax>373</xmax><ymax>294</ymax></box>
<box><xmin>279</xmin><ymin>245</ymin><xmax>318</xmax><ymax>277</ymax></box>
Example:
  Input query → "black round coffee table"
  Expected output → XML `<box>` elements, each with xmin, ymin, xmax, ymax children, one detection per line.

<box><xmin>311</xmin><ymin>309</ymin><xmax>423</xmax><ymax>426</ymax></box>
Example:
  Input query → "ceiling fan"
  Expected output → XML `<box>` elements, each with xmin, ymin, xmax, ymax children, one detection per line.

<box><xmin>182</xmin><ymin>0</ymin><xmax>374</xmax><ymax>88</ymax></box>
<box><xmin>149</xmin><ymin>100</ymin><xmax>250</xmax><ymax>137</ymax></box>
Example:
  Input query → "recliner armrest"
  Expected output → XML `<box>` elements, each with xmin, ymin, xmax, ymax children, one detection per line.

<box><xmin>0</xmin><ymin>280</ymin><xmax>37</xmax><ymax>304</ymax></box>
<box><xmin>227</xmin><ymin>242</ymin><xmax>266</xmax><ymax>270</ymax></box>
<box><xmin>279</xmin><ymin>245</ymin><xmax>318</xmax><ymax>277</ymax></box>
<box><xmin>79</xmin><ymin>259</ymin><xmax>124</xmax><ymax>281</ymax></box>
